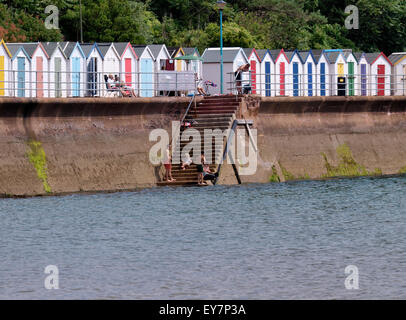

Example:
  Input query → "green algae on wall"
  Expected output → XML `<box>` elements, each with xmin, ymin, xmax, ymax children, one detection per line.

<box><xmin>322</xmin><ymin>144</ymin><xmax>382</xmax><ymax>178</ymax></box>
<box><xmin>269</xmin><ymin>163</ymin><xmax>310</xmax><ymax>182</ymax></box>
<box><xmin>269</xmin><ymin>165</ymin><xmax>280</xmax><ymax>182</ymax></box>
<box><xmin>399</xmin><ymin>166</ymin><xmax>406</xmax><ymax>174</ymax></box>
<box><xmin>26</xmin><ymin>139</ymin><xmax>51</xmax><ymax>193</ymax></box>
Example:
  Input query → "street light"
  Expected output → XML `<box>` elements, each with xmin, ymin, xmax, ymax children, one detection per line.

<box><xmin>216</xmin><ymin>1</ymin><xmax>226</xmax><ymax>94</ymax></box>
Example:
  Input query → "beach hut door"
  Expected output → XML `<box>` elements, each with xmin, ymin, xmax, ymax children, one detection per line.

<box><xmin>87</xmin><ymin>57</ymin><xmax>97</xmax><ymax>96</ymax></box>
<box><xmin>265</xmin><ymin>61</ymin><xmax>271</xmax><ymax>97</ymax></box>
<box><xmin>72</xmin><ymin>57</ymin><xmax>80</xmax><ymax>97</ymax></box>
<box><xmin>377</xmin><ymin>64</ymin><xmax>385</xmax><ymax>96</ymax></box>
<box><xmin>125</xmin><ymin>58</ymin><xmax>132</xmax><ymax>86</ymax></box>
<box><xmin>0</xmin><ymin>55</ymin><xmax>4</xmax><ymax>96</ymax></box>
<box><xmin>361</xmin><ymin>64</ymin><xmax>367</xmax><ymax>96</ymax></box>
<box><xmin>251</xmin><ymin>60</ymin><xmax>256</xmax><ymax>94</ymax></box>
<box><xmin>293</xmin><ymin>62</ymin><xmax>299</xmax><ymax>96</ymax></box>
<box><xmin>55</xmin><ymin>57</ymin><xmax>62</xmax><ymax>97</ymax></box>
<box><xmin>36</xmin><ymin>57</ymin><xmax>43</xmax><ymax>98</ymax></box>
<box><xmin>17</xmin><ymin>57</ymin><xmax>25</xmax><ymax>97</ymax></box>
<box><xmin>280</xmin><ymin>62</ymin><xmax>285</xmax><ymax>96</ymax></box>
<box><xmin>348</xmin><ymin>62</ymin><xmax>354</xmax><ymax>96</ymax></box>
<box><xmin>141</xmin><ymin>58</ymin><xmax>153</xmax><ymax>97</ymax></box>
<box><xmin>307</xmin><ymin>63</ymin><xmax>313</xmax><ymax>96</ymax></box>
<box><xmin>320</xmin><ymin>63</ymin><xmax>326</xmax><ymax>96</ymax></box>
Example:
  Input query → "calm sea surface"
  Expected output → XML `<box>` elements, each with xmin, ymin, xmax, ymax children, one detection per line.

<box><xmin>1</xmin><ymin>176</ymin><xmax>405</xmax><ymax>299</ymax></box>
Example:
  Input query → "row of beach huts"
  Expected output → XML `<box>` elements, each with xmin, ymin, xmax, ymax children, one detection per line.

<box><xmin>1</xmin><ymin>39</ymin><xmax>406</xmax><ymax>98</ymax></box>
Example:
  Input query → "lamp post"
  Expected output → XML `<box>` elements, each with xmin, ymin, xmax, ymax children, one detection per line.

<box><xmin>80</xmin><ymin>0</ymin><xmax>83</xmax><ymax>43</ymax></box>
<box><xmin>216</xmin><ymin>1</ymin><xmax>226</xmax><ymax>94</ymax></box>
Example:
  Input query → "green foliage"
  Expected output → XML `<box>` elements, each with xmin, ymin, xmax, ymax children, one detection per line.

<box><xmin>269</xmin><ymin>165</ymin><xmax>280</xmax><ymax>182</ymax></box>
<box><xmin>322</xmin><ymin>144</ymin><xmax>382</xmax><ymax>178</ymax></box>
<box><xmin>26</xmin><ymin>139</ymin><xmax>51</xmax><ymax>194</ymax></box>
<box><xmin>0</xmin><ymin>0</ymin><xmax>405</xmax><ymax>53</ymax></box>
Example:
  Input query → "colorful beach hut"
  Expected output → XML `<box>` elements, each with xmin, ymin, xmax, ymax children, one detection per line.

<box><xmin>133</xmin><ymin>45</ymin><xmax>155</xmax><ymax>97</ymax></box>
<box><xmin>148</xmin><ymin>44</ymin><xmax>171</xmax><ymax>72</ymax></box>
<box><xmin>113</xmin><ymin>42</ymin><xmax>138</xmax><ymax>92</ymax></box>
<box><xmin>6</xmin><ymin>43</ymin><xmax>31</xmax><ymax>97</ymax></box>
<box><xmin>285</xmin><ymin>50</ymin><xmax>303</xmax><ymax>96</ymax></box>
<box><xmin>343</xmin><ymin>50</ymin><xmax>358</xmax><ymax>96</ymax></box>
<box><xmin>21</xmin><ymin>42</ymin><xmax>49</xmax><ymax>98</ymax></box>
<box><xmin>364</xmin><ymin>52</ymin><xmax>392</xmax><ymax>96</ymax></box>
<box><xmin>388</xmin><ymin>52</ymin><xmax>406</xmax><ymax>95</ymax></box>
<box><xmin>354</xmin><ymin>52</ymin><xmax>369</xmax><ymax>96</ymax></box>
<box><xmin>269</xmin><ymin>49</ymin><xmax>289</xmax><ymax>96</ymax></box>
<box><xmin>257</xmin><ymin>49</ymin><xmax>274</xmax><ymax>97</ymax></box>
<box><xmin>201</xmin><ymin>47</ymin><xmax>248</xmax><ymax>95</ymax></box>
<box><xmin>167</xmin><ymin>47</ymin><xmax>186</xmax><ymax>72</ymax></box>
<box><xmin>325</xmin><ymin>50</ymin><xmax>347</xmax><ymax>96</ymax></box>
<box><xmin>81</xmin><ymin>43</ymin><xmax>104</xmax><ymax>97</ymax></box>
<box><xmin>61</xmin><ymin>42</ymin><xmax>86</xmax><ymax>97</ymax></box>
<box><xmin>182</xmin><ymin>47</ymin><xmax>202</xmax><ymax>81</ymax></box>
<box><xmin>0</xmin><ymin>39</ymin><xmax>12</xmax><ymax>97</ymax></box>
<box><xmin>298</xmin><ymin>50</ymin><xmax>317</xmax><ymax>97</ymax></box>
<box><xmin>243</xmin><ymin>48</ymin><xmax>261</xmax><ymax>94</ymax></box>
<box><xmin>42</xmin><ymin>42</ymin><xmax>68</xmax><ymax>98</ymax></box>
<box><xmin>98</xmin><ymin>43</ymin><xmax>121</xmax><ymax>79</ymax></box>
<box><xmin>313</xmin><ymin>50</ymin><xmax>331</xmax><ymax>96</ymax></box>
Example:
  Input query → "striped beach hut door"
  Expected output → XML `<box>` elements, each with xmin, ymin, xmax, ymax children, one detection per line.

<box><xmin>348</xmin><ymin>62</ymin><xmax>354</xmax><ymax>96</ymax></box>
<box><xmin>377</xmin><ymin>64</ymin><xmax>385</xmax><ymax>96</ymax></box>
<box><xmin>17</xmin><ymin>57</ymin><xmax>25</xmax><ymax>97</ymax></box>
<box><xmin>250</xmin><ymin>60</ymin><xmax>256</xmax><ymax>94</ymax></box>
<box><xmin>141</xmin><ymin>58</ymin><xmax>153</xmax><ymax>97</ymax></box>
<box><xmin>36</xmin><ymin>57</ymin><xmax>43</xmax><ymax>98</ymax></box>
<box><xmin>307</xmin><ymin>63</ymin><xmax>313</xmax><ymax>96</ymax></box>
<box><xmin>280</xmin><ymin>62</ymin><xmax>285</xmax><ymax>96</ymax></box>
<box><xmin>125</xmin><ymin>58</ymin><xmax>132</xmax><ymax>86</ymax></box>
<box><xmin>72</xmin><ymin>57</ymin><xmax>80</xmax><ymax>97</ymax></box>
<box><xmin>320</xmin><ymin>63</ymin><xmax>326</xmax><ymax>96</ymax></box>
<box><xmin>265</xmin><ymin>61</ymin><xmax>271</xmax><ymax>97</ymax></box>
<box><xmin>361</xmin><ymin>64</ymin><xmax>367</xmax><ymax>96</ymax></box>
<box><xmin>293</xmin><ymin>62</ymin><xmax>299</xmax><ymax>96</ymax></box>
<box><xmin>0</xmin><ymin>55</ymin><xmax>4</xmax><ymax>96</ymax></box>
<box><xmin>55</xmin><ymin>57</ymin><xmax>61</xmax><ymax>97</ymax></box>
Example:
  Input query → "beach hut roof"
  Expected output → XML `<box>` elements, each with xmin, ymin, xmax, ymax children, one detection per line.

<box><xmin>80</xmin><ymin>43</ymin><xmax>104</xmax><ymax>59</ymax></box>
<box><xmin>166</xmin><ymin>47</ymin><xmax>184</xmax><ymax>58</ymax></box>
<box><xmin>388</xmin><ymin>52</ymin><xmax>406</xmax><ymax>66</ymax></box>
<box><xmin>20</xmin><ymin>42</ymin><xmax>40</xmax><ymax>58</ymax></box>
<box><xmin>97</xmin><ymin>42</ymin><xmax>120</xmax><ymax>59</ymax></box>
<box><xmin>132</xmin><ymin>45</ymin><xmax>154</xmax><ymax>60</ymax></box>
<box><xmin>113</xmin><ymin>42</ymin><xmax>137</xmax><ymax>59</ymax></box>
<box><xmin>182</xmin><ymin>47</ymin><xmax>200</xmax><ymax>57</ymax></box>
<box><xmin>202</xmin><ymin>47</ymin><xmax>248</xmax><ymax>63</ymax></box>
<box><xmin>325</xmin><ymin>50</ymin><xmax>345</xmax><ymax>64</ymax></box>
<box><xmin>42</xmin><ymin>42</ymin><xmax>67</xmax><ymax>59</ymax></box>
<box><xmin>243</xmin><ymin>48</ymin><xmax>261</xmax><ymax>62</ymax></box>
<box><xmin>311</xmin><ymin>49</ymin><xmax>326</xmax><ymax>63</ymax></box>
<box><xmin>147</xmin><ymin>44</ymin><xmax>170</xmax><ymax>60</ymax></box>
<box><xmin>256</xmin><ymin>49</ymin><xmax>274</xmax><ymax>62</ymax></box>
<box><xmin>353</xmin><ymin>52</ymin><xmax>365</xmax><ymax>62</ymax></box>
<box><xmin>0</xmin><ymin>39</ymin><xmax>12</xmax><ymax>57</ymax></box>
<box><xmin>62</xmin><ymin>42</ymin><xmax>85</xmax><ymax>58</ymax></box>
<box><xmin>284</xmin><ymin>50</ymin><xmax>297</xmax><ymax>63</ymax></box>
<box><xmin>364</xmin><ymin>52</ymin><xmax>392</xmax><ymax>65</ymax></box>
<box><xmin>5</xmin><ymin>43</ymin><xmax>31</xmax><ymax>60</ymax></box>
<box><xmin>269</xmin><ymin>49</ymin><xmax>289</xmax><ymax>62</ymax></box>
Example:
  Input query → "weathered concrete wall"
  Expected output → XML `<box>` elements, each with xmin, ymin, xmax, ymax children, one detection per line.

<box><xmin>0</xmin><ymin>97</ymin><xmax>194</xmax><ymax>196</ymax></box>
<box><xmin>1</xmin><ymin>95</ymin><xmax>406</xmax><ymax>197</ymax></box>
<box><xmin>236</xmin><ymin>96</ymin><xmax>406</xmax><ymax>184</ymax></box>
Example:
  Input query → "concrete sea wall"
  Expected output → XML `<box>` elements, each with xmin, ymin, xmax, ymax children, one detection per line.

<box><xmin>236</xmin><ymin>96</ymin><xmax>406</xmax><ymax>184</ymax></box>
<box><xmin>1</xmin><ymin>96</ymin><xmax>406</xmax><ymax>196</ymax></box>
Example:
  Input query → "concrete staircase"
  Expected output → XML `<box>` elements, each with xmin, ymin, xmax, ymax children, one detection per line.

<box><xmin>157</xmin><ymin>95</ymin><xmax>241</xmax><ymax>186</ymax></box>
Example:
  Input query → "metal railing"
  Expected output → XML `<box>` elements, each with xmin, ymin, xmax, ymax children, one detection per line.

<box><xmin>227</xmin><ymin>71</ymin><xmax>406</xmax><ymax>97</ymax></box>
<box><xmin>0</xmin><ymin>69</ymin><xmax>197</xmax><ymax>98</ymax></box>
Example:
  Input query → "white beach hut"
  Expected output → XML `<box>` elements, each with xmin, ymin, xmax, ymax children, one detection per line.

<box><xmin>243</xmin><ymin>48</ymin><xmax>261</xmax><ymax>94</ymax></box>
<box><xmin>81</xmin><ymin>43</ymin><xmax>104</xmax><ymax>97</ymax></box>
<box><xmin>285</xmin><ymin>50</ymin><xmax>303</xmax><ymax>97</ymax></box>
<box><xmin>354</xmin><ymin>52</ymin><xmax>369</xmax><ymax>96</ymax></box>
<box><xmin>0</xmin><ymin>39</ymin><xmax>12</xmax><ymax>97</ymax></box>
<box><xmin>364</xmin><ymin>52</ymin><xmax>392</xmax><ymax>96</ymax></box>
<box><xmin>6</xmin><ymin>43</ymin><xmax>31</xmax><ymax>97</ymax></box>
<box><xmin>98</xmin><ymin>43</ymin><xmax>121</xmax><ymax>81</ymax></box>
<box><xmin>313</xmin><ymin>50</ymin><xmax>331</xmax><ymax>96</ymax></box>
<box><xmin>298</xmin><ymin>51</ymin><xmax>317</xmax><ymax>97</ymax></box>
<box><xmin>269</xmin><ymin>49</ymin><xmax>290</xmax><ymax>96</ymax></box>
<box><xmin>113</xmin><ymin>42</ymin><xmax>138</xmax><ymax>93</ymax></box>
<box><xmin>388</xmin><ymin>52</ymin><xmax>406</xmax><ymax>96</ymax></box>
<box><xmin>21</xmin><ymin>42</ymin><xmax>49</xmax><ymax>98</ymax></box>
<box><xmin>133</xmin><ymin>45</ymin><xmax>155</xmax><ymax>97</ymax></box>
<box><xmin>325</xmin><ymin>50</ymin><xmax>347</xmax><ymax>96</ymax></box>
<box><xmin>61</xmin><ymin>42</ymin><xmax>87</xmax><ymax>97</ymax></box>
<box><xmin>42</xmin><ymin>42</ymin><xmax>68</xmax><ymax>98</ymax></box>
<box><xmin>343</xmin><ymin>50</ymin><xmax>359</xmax><ymax>96</ymax></box>
<box><xmin>201</xmin><ymin>47</ymin><xmax>248</xmax><ymax>95</ymax></box>
<box><xmin>257</xmin><ymin>49</ymin><xmax>274</xmax><ymax>97</ymax></box>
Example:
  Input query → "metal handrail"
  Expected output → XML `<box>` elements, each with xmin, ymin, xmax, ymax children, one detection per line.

<box><xmin>180</xmin><ymin>94</ymin><xmax>196</xmax><ymax>124</ymax></box>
